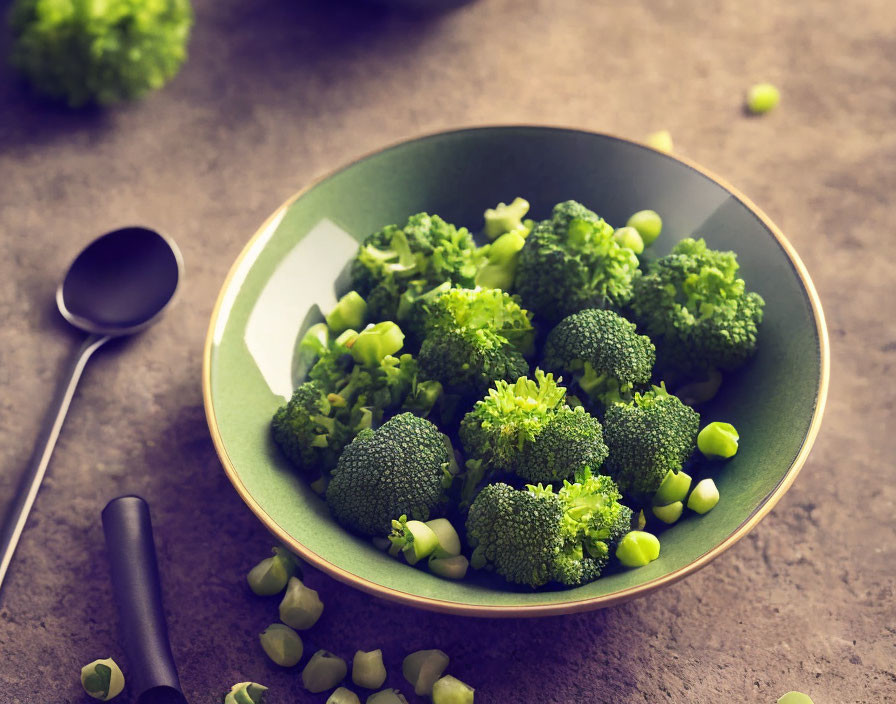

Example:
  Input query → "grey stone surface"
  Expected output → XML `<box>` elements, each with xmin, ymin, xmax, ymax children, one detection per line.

<box><xmin>1</xmin><ymin>0</ymin><xmax>894</xmax><ymax>702</ymax></box>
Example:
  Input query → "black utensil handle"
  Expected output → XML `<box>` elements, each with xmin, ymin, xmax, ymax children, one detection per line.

<box><xmin>102</xmin><ymin>496</ymin><xmax>187</xmax><ymax>704</ymax></box>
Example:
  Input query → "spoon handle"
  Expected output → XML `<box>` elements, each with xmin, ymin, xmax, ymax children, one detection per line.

<box><xmin>0</xmin><ymin>333</ymin><xmax>110</xmax><ymax>593</ymax></box>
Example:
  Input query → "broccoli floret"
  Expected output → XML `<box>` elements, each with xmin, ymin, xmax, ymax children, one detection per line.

<box><xmin>483</xmin><ymin>197</ymin><xmax>531</xmax><ymax>240</ymax></box>
<box><xmin>602</xmin><ymin>384</ymin><xmax>700</xmax><ymax>503</ymax></box>
<box><xmin>325</xmin><ymin>413</ymin><xmax>454</xmax><ymax>536</ymax></box>
<box><xmin>629</xmin><ymin>237</ymin><xmax>765</xmax><ymax>375</ymax></box>
<box><xmin>466</xmin><ymin>469</ymin><xmax>631</xmax><ymax>588</ymax></box>
<box><xmin>459</xmin><ymin>370</ymin><xmax>607</xmax><ymax>484</ymax></box>
<box><xmin>418</xmin><ymin>328</ymin><xmax>528</xmax><ymax>398</ymax></box>
<box><xmin>543</xmin><ymin>309</ymin><xmax>656</xmax><ymax>407</ymax></box>
<box><xmin>514</xmin><ymin>201</ymin><xmax>640</xmax><ymax>324</ymax></box>
<box><xmin>474</xmin><ymin>230</ymin><xmax>527</xmax><ymax>292</ymax></box>
<box><xmin>10</xmin><ymin>0</ymin><xmax>193</xmax><ymax>108</ymax></box>
<box><xmin>271</xmin><ymin>381</ymin><xmax>349</xmax><ymax>480</ymax></box>
<box><xmin>350</xmin><ymin>213</ymin><xmax>483</xmax><ymax>321</ymax></box>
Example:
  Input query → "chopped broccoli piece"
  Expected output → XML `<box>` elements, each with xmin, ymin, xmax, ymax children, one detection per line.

<box><xmin>483</xmin><ymin>197</ymin><xmax>530</xmax><ymax>240</ymax></box>
<box><xmin>459</xmin><ymin>370</ymin><xmax>607</xmax><ymax>484</ymax></box>
<box><xmin>350</xmin><ymin>213</ymin><xmax>484</xmax><ymax>321</ymax></box>
<box><xmin>602</xmin><ymin>384</ymin><xmax>700</xmax><ymax>503</ymax></box>
<box><xmin>351</xmin><ymin>322</ymin><xmax>405</xmax><ymax>367</ymax></box>
<box><xmin>325</xmin><ymin>413</ymin><xmax>454</xmax><ymax>536</ymax></box>
<box><xmin>629</xmin><ymin>237</ymin><xmax>765</xmax><ymax>375</ymax></box>
<box><xmin>466</xmin><ymin>469</ymin><xmax>631</xmax><ymax>588</ymax></box>
<box><xmin>271</xmin><ymin>381</ymin><xmax>349</xmax><ymax>480</ymax></box>
<box><xmin>514</xmin><ymin>201</ymin><xmax>640</xmax><ymax>324</ymax></box>
<box><xmin>326</xmin><ymin>291</ymin><xmax>368</xmax><ymax>334</ymax></box>
<box><xmin>543</xmin><ymin>308</ymin><xmax>656</xmax><ymax>407</ymax></box>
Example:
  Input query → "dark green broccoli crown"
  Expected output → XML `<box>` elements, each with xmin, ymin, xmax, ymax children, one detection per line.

<box><xmin>10</xmin><ymin>0</ymin><xmax>193</xmax><ymax>108</ymax></box>
<box><xmin>271</xmin><ymin>381</ymin><xmax>346</xmax><ymax>478</ymax></box>
<box><xmin>528</xmin><ymin>468</ymin><xmax>632</xmax><ymax>585</ymax></box>
<box><xmin>466</xmin><ymin>483</ymin><xmax>564</xmax><ymax>588</ymax></box>
<box><xmin>349</xmin><ymin>213</ymin><xmax>483</xmax><ymax>321</ymax></box>
<box><xmin>325</xmin><ymin>413</ymin><xmax>452</xmax><ymax>536</ymax></box>
<box><xmin>544</xmin><ymin>308</ymin><xmax>656</xmax><ymax>405</ymax></box>
<box><xmin>421</xmin><ymin>287</ymin><xmax>535</xmax><ymax>357</ymax></box>
<box><xmin>418</xmin><ymin>328</ymin><xmax>529</xmax><ymax>397</ymax></box>
<box><xmin>515</xmin><ymin>406</ymin><xmax>609</xmax><ymax>484</ymax></box>
<box><xmin>602</xmin><ymin>384</ymin><xmax>700</xmax><ymax>503</ymax></box>
<box><xmin>630</xmin><ymin>237</ymin><xmax>765</xmax><ymax>374</ymax></box>
<box><xmin>514</xmin><ymin>201</ymin><xmax>640</xmax><ymax>324</ymax></box>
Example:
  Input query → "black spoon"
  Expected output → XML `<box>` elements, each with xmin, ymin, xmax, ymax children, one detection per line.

<box><xmin>0</xmin><ymin>227</ymin><xmax>183</xmax><ymax>592</ymax></box>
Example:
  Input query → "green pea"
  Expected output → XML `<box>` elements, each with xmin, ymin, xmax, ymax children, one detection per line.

<box><xmin>652</xmin><ymin>501</ymin><xmax>684</xmax><ymax>524</ymax></box>
<box><xmin>615</xmin><ymin>531</ymin><xmax>661</xmax><ymax>567</ymax></box>
<box><xmin>247</xmin><ymin>547</ymin><xmax>301</xmax><ymax>596</ymax></box>
<box><xmin>302</xmin><ymin>650</ymin><xmax>348</xmax><ymax>694</ymax></box>
<box><xmin>327</xmin><ymin>687</ymin><xmax>362</xmax><ymax>704</ymax></box>
<box><xmin>613</xmin><ymin>226</ymin><xmax>645</xmax><ymax>254</ymax></box>
<box><xmin>432</xmin><ymin>675</ymin><xmax>475</xmax><ymax>704</ymax></box>
<box><xmin>687</xmin><ymin>478</ymin><xmax>720</xmax><ymax>514</ymax></box>
<box><xmin>777</xmin><ymin>693</ymin><xmax>813</xmax><ymax>704</ymax></box>
<box><xmin>352</xmin><ymin>649</ymin><xmax>387</xmax><ymax>689</ymax></box>
<box><xmin>653</xmin><ymin>469</ymin><xmax>692</xmax><ymax>505</ymax></box>
<box><xmin>747</xmin><ymin>83</ymin><xmax>780</xmax><ymax>114</ymax></box>
<box><xmin>224</xmin><ymin>682</ymin><xmax>268</xmax><ymax>704</ymax></box>
<box><xmin>279</xmin><ymin>576</ymin><xmax>324</xmax><ymax>629</ymax></box>
<box><xmin>366</xmin><ymin>690</ymin><xmax>408</xmax><ymax>704</ymax></box>
<box><xmin>697</xmin><ymin>421</ymin><xmax>739</xmax><ymax>459</ymax></box>
<box><xmin>402</xmin><ymin>649</ymin><xmax>449</xmax><ymax>696</ymax></box>
<box><xmin>80</xmin><ymin>658</ymin><xmax>125</xmax><ymax>701</ymax></box>
<box><xmin>259</xmin><ymin>623</ymin><xmax>303</xmax><ymax>667</ymax></box>
<box><xmin>625</xmin><ymin>210</ymin><xmax>663</xmax><ymax>247</ymax></box>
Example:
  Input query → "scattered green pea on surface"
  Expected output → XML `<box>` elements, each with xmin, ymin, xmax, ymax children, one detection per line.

<box><xmin>247</xmin><ymin>546</ymin><xmax>301</xmax><ymax>596</ymax></box>
<box><xmin>428</xmin><ymin>554</ymin><xmax>470</xmax><ymax>580</ymax></box>
<box><xmin>777</xmin><ymin>692</ymin><xmax>814</xmax><ymax>704</ymax></box>
<box><xmin>644</xmin><ymin>130</ymin><xmax>673</xmax><ymax>153</ymax></box>
<box><xmin>259</xmin><ymin>623</ymin><xmax>303</xmax><ymax>667</ymax></box>
<box><xmin>652</xmin><ymin>501</ymin><xmax>684</xmax><ymax>524</ymax></box>
<box><xmin>612</xmin><ymin>226</ymin><xmax>645</xmax><ymax>254</ymax></box>
<box><xmin>403</xmin><ymin>649</ymin><xmax>450</xmax><ymax>696</ymax></box>
<box><xmin>432</xmin><ymin>674</ymin><xmax>475</xmax><ymax>704</ymax></box>
<box><xmin>279</xmin><ymin>576</ymin><xmax>324</xmax><ymax>629</ymax></box>
<box><xmin>697</xmin><ymin>421</ymin><xmax>739</xmax><ymax>459</ymax></box>
<box><xmin>687</xmin><ymin>478</ymin><xmax>720</xmax><ymax>514</ymax></box>
<box><xmin>327</xmin><ymin>687</ymin><xmax>362</xmax><ymax>704</ymax></box>
<box><xmin>224</xmin><ymin>682</ymin><xmax>268</xmax><ymax>704</ymax></box>
<box><xmin>615</xmin><ymin>531</ymin><xmax>661</xmax><ymax>568</ymax></box>
<box><xmin>352</xmin><ymin>649</ymin><xmax>387</xmax><ymax>689</ymax></box>
<box><xmin>625</xmin><ymin>209</ymin><xmax>663</xmax><ymax>247</ymax></box>
<box><xmin>302</xmin><ymin>650</ymin><xmax>349</xmax><ymax>693</ymax></box>
<box><xmin>80</xmin><ymin>658</ymin><xmax>125</xmax><ymax>701</ymax></box>
<box><xmin>746</xmin><ymin>82</ymin><xmax>781</xmax><ymax>114</ymax></box>
<box><xmin>653</xmin><ymin>469</ymin><xmax>692</xmax><ymax>505</ymax></box>
<box><xmin>366</xmin><ymin>689</ymin><xmax>408</xmax><ymax>704</ymax></box>
<box><xmin>327</xmin><ymin>291</ymin><xmax>369</xmax><ymax>334</ymax></box>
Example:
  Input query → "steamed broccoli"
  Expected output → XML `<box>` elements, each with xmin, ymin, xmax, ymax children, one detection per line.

<box><xmin>466</xmin><ymin>469</ymin><xmax>632</xmax><ymax>588</ymax></box>
<box><xmin>325</xmin><ymin>413</ymin><xmax>455</xmax><ymax>536</ymax></box>
<box><xmin>459</xmin><ymin>370</ymin><xmax>608</xmax><ymax>484</ymax></box>
<box><xmin>9</xmin><ymin>0</ymin><xmax>193</xmax><ymax>108</ymax></box>
<box><xmin>350</xmin><ymin>213</ymin><xmax>483</xmax><ymax>321</ymax></box>
<box><xmin>514</xmin><ymin>201</ymin><xmax>640</xmax><ymax>325</ymax></box>
<box><xmin>602</xmin><ymin>384</ymin><xmax>700</xmax><ymax>503</ymax></box>
<box><xmin>474</xmin><ymin>229</ymin><xmax>528</xmax><ymax>292</ymax></box>
<box><xmin>629</xmin><ymin>237</ymin><xmax>765</xmax><ymax>375</ymax></box>
<box><xmin>483</xmin><ymin>197</ymin><xmax>531</xmax><ymax>240</ymax></box>
<box><xmin>543</xmin><ymin>309</ymin><xmax>656</xmax><ymax>407</ymax></box>
<box><xmin>271</xmin><ymin>381</ymin><xmax>350</xmax><ymax>481</ymax></box>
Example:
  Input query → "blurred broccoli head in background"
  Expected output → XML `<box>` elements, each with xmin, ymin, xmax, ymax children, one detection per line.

<box><xmin>9</xmin><ymin>0</ymin><xmax>194</xmax><ymax>108</ymax></box>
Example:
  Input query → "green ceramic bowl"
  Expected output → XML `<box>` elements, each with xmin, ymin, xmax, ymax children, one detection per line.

<box><xmin>203</xmin><ymin>126</ymin><xmax>828</xmax><ymax>616</ymax></box>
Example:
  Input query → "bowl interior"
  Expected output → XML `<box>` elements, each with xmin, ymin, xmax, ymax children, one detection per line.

<box><xmin>205</xmin><ymin>127</ymin><xmax>825</xmax><ymax>614</ymax></box>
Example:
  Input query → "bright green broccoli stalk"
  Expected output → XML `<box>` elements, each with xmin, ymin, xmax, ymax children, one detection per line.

<box><xmin>475</xmin><ymin>229</ymin><xmax>527</xmax><ymax>292</ymax></box>
<box><xmin>602</xmin><ymin>383</ymin><xmax>700</xmax><ymax>504</ymax></box>
<box><xmin>543</xmin><ymin>308</ymin><xmax>656</xmax><ymax>407</ymax></box>
<box><xmin>9</xmin><ymin>0</ymin><xmax>193</xmax><ymax>108</ymax></box>
<box><xmin>514</xmin><ymin>200</ymin><xmax>640</xmax><ymax>325</ymax></box>
<box><xmin>325</xmin><ymin>413</ymin><xmax>455</xmax><ymax>536</ymax></box>
<box><xmin>466</xmin><ymin>469</ymin><xmax>631</xmax><ymax>588</ymax></box>
<box><xmin>483</xmin><ymin>197</ymin><xmax>531</xmax><ymax>240</ymax></box>
<box><xmin>459</xmin><ymin>370</ymin><xmax>608</xmax><ymax>484</ymax></box>
<box><xmin>629</xmin><ymin>237</ymin><xmax>765</xmax><ymax>376</ymax></box>
<box><xmin>271</xmin><ymin>381</ymin><xmax>351</xmax><ymax>481</ymax></box>
<box><xmin>349</xmin><ymin>213</ymin><xmax>484</xmax><ymax>322</ymax></box>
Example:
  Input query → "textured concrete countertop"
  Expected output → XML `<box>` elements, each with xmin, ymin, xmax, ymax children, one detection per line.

<box><xmin>1</xmin><ymin>1</ymin><xmax>893</xmax><ymax>702</ymax></box>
